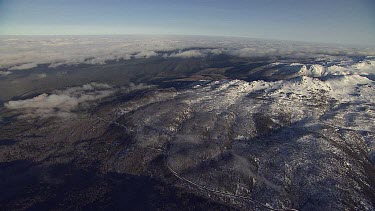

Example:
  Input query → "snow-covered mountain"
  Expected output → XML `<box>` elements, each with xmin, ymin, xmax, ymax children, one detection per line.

<box><xmin>1</xmin><ymin>36</ymin><xmax>374</xmax><ymax>210</ymax></box>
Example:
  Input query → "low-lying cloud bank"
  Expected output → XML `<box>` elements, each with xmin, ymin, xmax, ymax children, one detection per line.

<box><xmin>0</xmin><ymin>70</ymin><xmax>12</xmax><ymax>76</ymax></box>
<box><xmin>4</xmin><ymin>82</ymin><xmax>116</xmax><ymax>118</ymax></box>
<box><xmin>4</xmin><ymin>82</ymin><xmax>153</xmax><ymax>118</ymax></box>
<box><xmin>167</xmin><ymin>49</ymin><xmax>220</xmax><ymax>58</ymax></box>
<box><xmin>1</xmin><ymin>35</ymin><xmax>374</xmax><ymax>71</ymax></box>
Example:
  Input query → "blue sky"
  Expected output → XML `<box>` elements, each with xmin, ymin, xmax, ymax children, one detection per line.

<box><xmin>0</xmin><ymin>0</ymin><xmax>374</xmax><ymax>45</ymax></box>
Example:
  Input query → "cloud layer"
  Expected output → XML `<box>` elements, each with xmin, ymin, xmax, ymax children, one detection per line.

<box><xmin>1</xmin><ymin>35</ymin><xmax>374</xmax><ymax>71</ymax></box>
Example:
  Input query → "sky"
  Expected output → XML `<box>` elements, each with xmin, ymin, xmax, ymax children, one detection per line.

<box><xmin>0</xmin><ymin>0</ymin><xmax>374</xmax><ymax>45</ymax></box>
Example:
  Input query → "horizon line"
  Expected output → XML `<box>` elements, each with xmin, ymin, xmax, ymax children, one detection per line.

<box><xmin>0</xmin><ymin>33</ymin><xmax>373</xmax><ymax>48</ymax></box>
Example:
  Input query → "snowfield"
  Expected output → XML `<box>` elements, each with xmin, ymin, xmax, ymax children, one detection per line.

<box><xmin>107</xmin><ymin>60</ymin><xmax>374</xmax><ymax>209</ymax></box>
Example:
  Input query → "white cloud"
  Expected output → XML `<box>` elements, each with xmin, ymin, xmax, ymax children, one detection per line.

<box><xmin>209</xmin><ymin>48</ymin><xmax>223</xmax><ymax>55</ymax></box>
<box><xmin>0</xmin><ymin>70</ymin><xmax>12</xmax><ymax>76</ymax></box>
<box><xmin>0</xmin><ymin>35</ymin><xmax>374</xmax><ymax>71</ymax></box>
<box><xmin>169</xmin><ymin>50</ymin><xmax>205</xmax><ymax>58</ymax></box>
<box><xmin>36</xmin><ymin>73</ymin><xmax>47</xmax><ymax>78</ymax></box>
<box><xmin>8</xmin><ymin>63</ymin><xmax>38</xmax><ymax>70</ymax></box>
<box><xmin>4</xmin><ymin>82</ymin><xmax>116</xmax><ymax>118</ymax></box>
<box><xmin>4</xmin><ymin>82</ymin><xmax>155</xmax><ymax>118</ymax></box>
<box><xmin>133</xmin><ymin>51</ymin><xmax>158</xmax><ymax>59</ymax></box>
<box><xmin>120</xmin><ymin>82</ymin><xmax>154</xmax><ymax>92</ymax></box>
